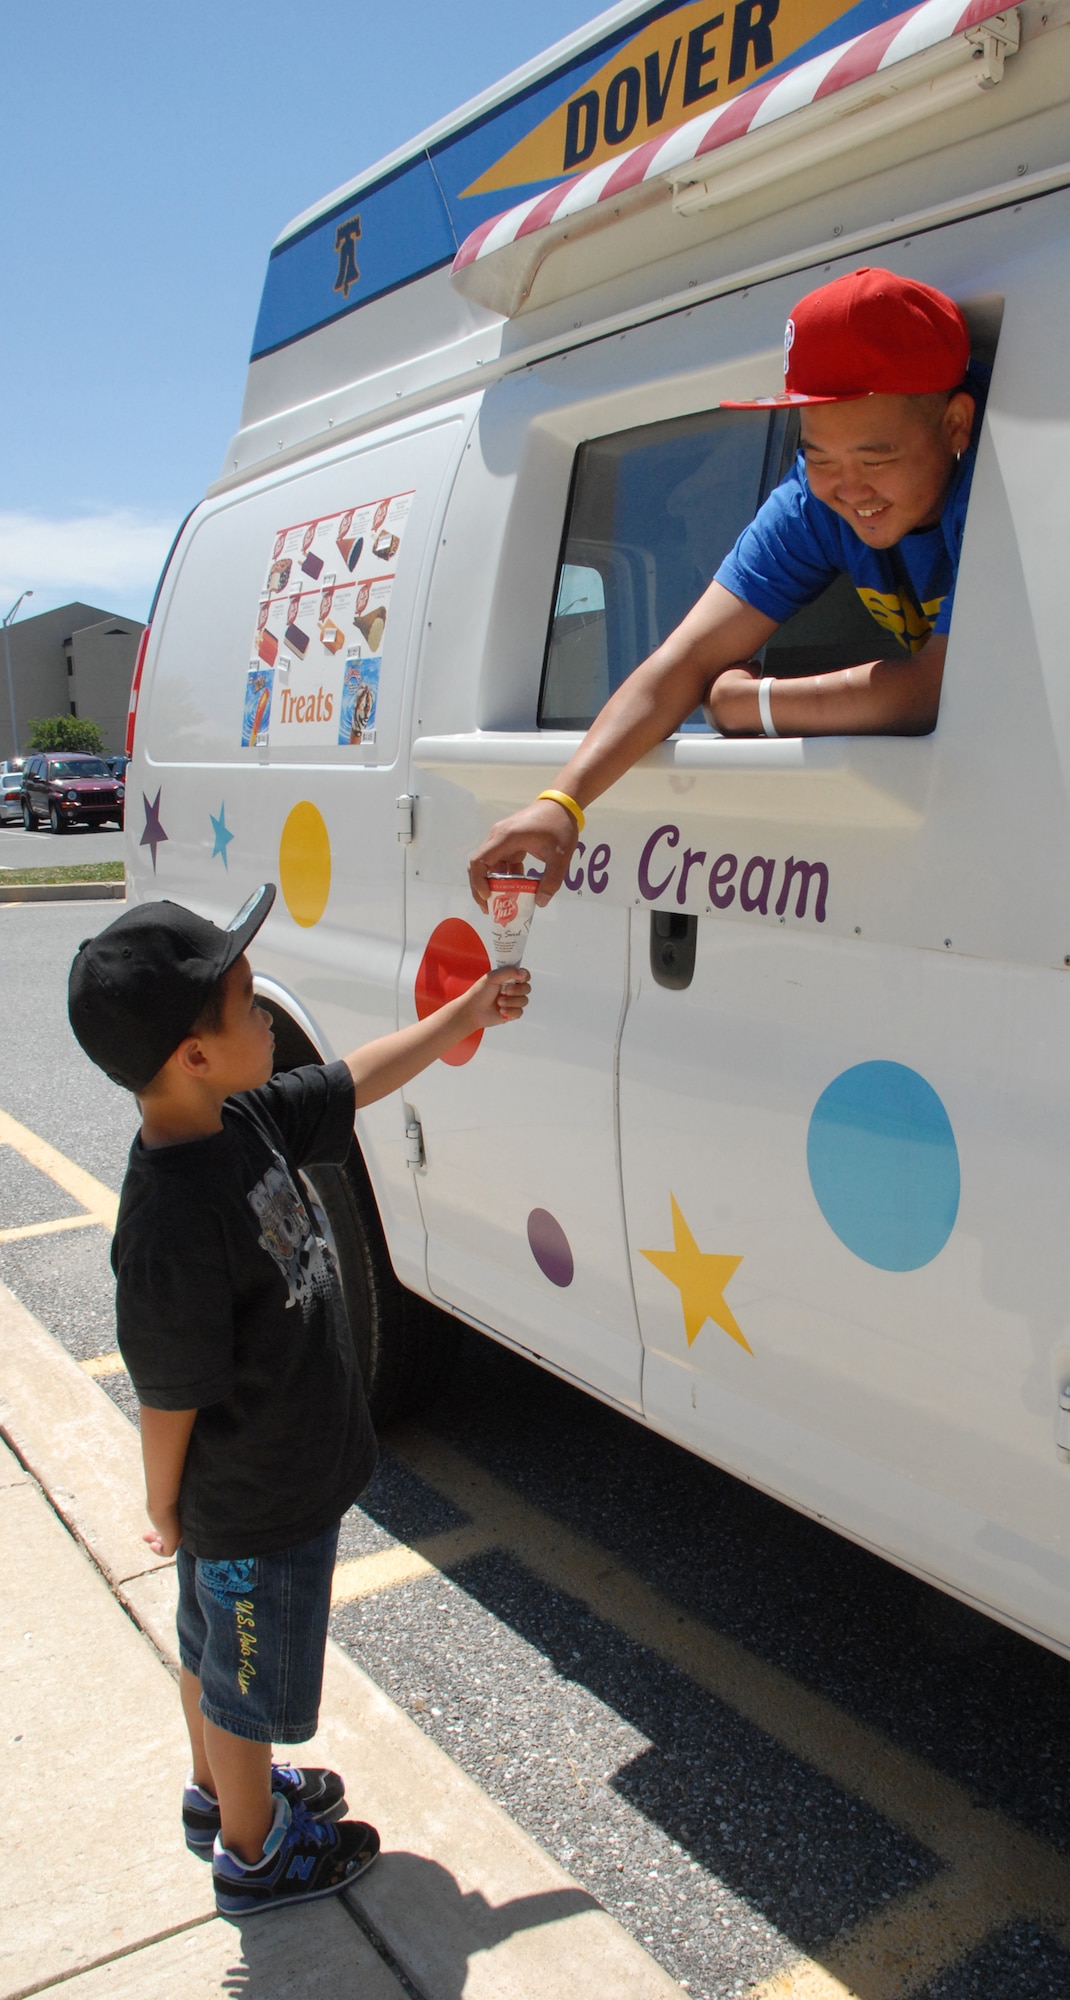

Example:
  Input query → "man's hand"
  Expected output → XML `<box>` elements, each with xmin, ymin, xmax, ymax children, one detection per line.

<box><xmin>144</xmin><ymin>1503</ymin><xmax>182</xmax><ymax>1558</ymax></box>
<box><xmin>469</xmin><ymin>799</ymin><xmax>578</xmax><ymax>912</ymax></box>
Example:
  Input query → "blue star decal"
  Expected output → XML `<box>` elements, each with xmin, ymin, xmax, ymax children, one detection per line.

<box><xmin>210</xmin><ymin>802</ymin><xmax>234</xmax><ymax>868</ymax></box>
<box><xmin>140</xmin><ymin>789</ymin><xmax>168</xmax><ymax>873</ymax></box>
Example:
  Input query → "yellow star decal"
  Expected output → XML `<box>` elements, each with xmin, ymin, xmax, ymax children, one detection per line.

<box><xmin>641</xmin><ymin>1195</ymin><xmax>751</xmax><ymax>1354</ymax></box>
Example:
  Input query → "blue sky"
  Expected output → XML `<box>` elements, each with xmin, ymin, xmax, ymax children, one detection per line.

<box><xmin>0</xmin><ymin>0</ymin><xmax>601</xmax><ymax>627</ymax></box>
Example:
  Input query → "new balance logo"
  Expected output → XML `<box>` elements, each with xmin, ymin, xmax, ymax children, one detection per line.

<box><xmin>286</xmin><ymin>1854</ymin><xmax>316</xmax><ymax>1882</ymax></box>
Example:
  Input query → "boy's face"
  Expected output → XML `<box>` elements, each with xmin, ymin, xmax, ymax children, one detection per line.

<box><xmin>199</xmin><ymin>954</ymin><xmax>275</xmax><ymax>1093</ymax></box>
<box><xmin>799</xmin><ymin>389</ymin><xmax>975</xmax><ymax>549</ymax></box>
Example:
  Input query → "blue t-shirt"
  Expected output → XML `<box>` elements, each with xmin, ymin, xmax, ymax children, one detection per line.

<box><xmin>716</xmin><ymin>371</ymin><xmax>987</xmax><ymax>655</ymax></box>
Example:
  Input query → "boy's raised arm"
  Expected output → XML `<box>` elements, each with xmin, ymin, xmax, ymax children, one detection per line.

<box><xmin>344</xmin><ymin>967</ymin><xmax>529</xmax><ymax>1110</ymax></box>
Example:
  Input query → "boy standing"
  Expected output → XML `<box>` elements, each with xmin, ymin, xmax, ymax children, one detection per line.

<box><xmin>68</xmin><ymin>884</ymin><xmax>528</xmax><ymax>1917</ymax></box>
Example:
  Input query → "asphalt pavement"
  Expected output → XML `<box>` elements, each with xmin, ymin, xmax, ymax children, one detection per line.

<box><xmin>4</xmin><ymin>900</ymin><xmax>1070</xmax><ymax>1999</ymax></box>
<box><xmin>0</xmin><ymin>822</ymin><xmax>126</xmax><ymax>868</ymax></box>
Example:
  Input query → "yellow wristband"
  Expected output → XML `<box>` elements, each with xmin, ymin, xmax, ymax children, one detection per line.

<box><xmin>537</xmin><ymin>789</ymin><xmax>585</xmax><ymax>832</ymax></box>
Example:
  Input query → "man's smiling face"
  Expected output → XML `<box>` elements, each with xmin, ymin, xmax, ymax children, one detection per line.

<box><xmin>799</xmin><ymin>389</ymin><xmax>975</xmax><ymax>548</ymax></box>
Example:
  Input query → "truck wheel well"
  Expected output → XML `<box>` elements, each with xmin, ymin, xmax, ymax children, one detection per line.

<box><xmin>259</xmin><ymin>998</ymin><xmax>320</xmax><ymax>1071</ymax></box>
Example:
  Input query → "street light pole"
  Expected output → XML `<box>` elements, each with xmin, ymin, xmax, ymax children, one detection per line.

<box><xmin>3</xmin><ymin>590</ymin><xmax>34</xmax><ymax>760</ymax></box>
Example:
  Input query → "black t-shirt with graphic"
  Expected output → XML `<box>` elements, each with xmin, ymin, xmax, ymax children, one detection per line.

<box><xmin>112</xmin><ymin>1060</ymin><xmax>377</xmax><ymax>1559</ymax></box>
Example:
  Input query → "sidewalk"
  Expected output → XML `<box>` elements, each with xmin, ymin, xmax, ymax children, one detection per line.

<box><xmin>0</xmin><ymin>1280</ymin><xmax>683</xmax><ymax>2000</ymax></box>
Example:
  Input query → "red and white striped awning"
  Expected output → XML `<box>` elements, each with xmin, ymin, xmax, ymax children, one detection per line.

<box><xmin>451</xmin><ymin>0</ymin><xmax>1019</xmax><ymax>315</ymax></box>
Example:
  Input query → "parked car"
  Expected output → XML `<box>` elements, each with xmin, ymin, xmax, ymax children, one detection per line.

<box><xmin>105</xmin><ymin>753</ymin><xmax>130</xmax><ymax>781</ymax></box>
<box><xmin>20</xmin><ymin>753</ymin><xmax>124</xmax><ymax>832</ymax></box>
<box><xmin>0</xmin><ymin>771</ymin><xmax>23</xmax><ymax>824</ymax></box>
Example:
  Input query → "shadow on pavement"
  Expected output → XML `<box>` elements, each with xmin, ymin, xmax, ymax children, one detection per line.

<box><xmin>216</xmin><ymin>1854</ymin><xmax>600</xmax><ymax>1997</ymax></box>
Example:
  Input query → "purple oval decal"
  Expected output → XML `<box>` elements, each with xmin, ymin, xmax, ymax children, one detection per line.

<box><xmin>526</xmin><ymin>1208</ymin><xmax>575</xmax><ymax>1288</ymax></box>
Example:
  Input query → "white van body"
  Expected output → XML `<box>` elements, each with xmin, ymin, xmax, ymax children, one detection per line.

<box><xmin>130</xmin><ymin>0</ymin><xmax>1070</xmax><ymax>1659</ymax></box>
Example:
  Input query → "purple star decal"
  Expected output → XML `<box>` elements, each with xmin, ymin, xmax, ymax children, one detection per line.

<box><xmin>140</xmin><ymin>789</ymin><xmax>168</xmax><ymax>873</ymax></box>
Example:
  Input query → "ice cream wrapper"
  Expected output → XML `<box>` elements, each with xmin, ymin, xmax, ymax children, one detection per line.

<box><xmin>487</xmin><ymin>874</ymin><xmax>538</xmax><ymax>967</ymax></box>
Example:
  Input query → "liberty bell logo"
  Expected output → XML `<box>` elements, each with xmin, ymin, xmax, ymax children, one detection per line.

<box><xmin>334</xmin><ymin>216</ymin><xmax>362</xmax><ymax>300</ymax></box>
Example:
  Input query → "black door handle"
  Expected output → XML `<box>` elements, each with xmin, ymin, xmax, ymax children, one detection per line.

<box><xmin>649</xmin><ymin>911</ymin><xmax>697</xmax><ymax>991</ymax></box>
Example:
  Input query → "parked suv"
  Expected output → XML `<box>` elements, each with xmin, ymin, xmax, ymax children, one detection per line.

<box><xmin>20</xmin><ymin>754</ymin><xmax>124</xmax><ymax>832</ymax></box>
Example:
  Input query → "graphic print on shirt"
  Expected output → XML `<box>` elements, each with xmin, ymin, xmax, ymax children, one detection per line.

<box><xmin>855</xmin><ymin>585</ymin><xmax>945</xmax><ymax>653</ymax></box>
<box><xmin>247</xmin><ymin>1158</ymin><xmax>333</xmax><ymax>1312</ymax></box>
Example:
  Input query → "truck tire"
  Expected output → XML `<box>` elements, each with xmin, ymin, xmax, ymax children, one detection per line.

<box><xmin>301</xmin><ymin>1140</ymin><xmax>460</xmax><ymax>1429</ymax></box>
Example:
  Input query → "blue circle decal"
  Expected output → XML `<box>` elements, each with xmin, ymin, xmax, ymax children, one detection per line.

<box><xmin>807</xmin><ymin>1061</ymin><xmax>959</xmax><ymax>1272</ymax></box>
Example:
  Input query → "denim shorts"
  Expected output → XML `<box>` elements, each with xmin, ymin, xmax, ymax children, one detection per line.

<box><xmin>176</xmin><ymin>1521</ymin><xmax>339</xmax><ymax>1744</ymax></box>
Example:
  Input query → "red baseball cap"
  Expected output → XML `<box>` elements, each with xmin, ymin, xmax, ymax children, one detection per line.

<box><xmin>722</xmin><ymin>267</ymin><xmax>970</xmax><ymax>408</ymax></box>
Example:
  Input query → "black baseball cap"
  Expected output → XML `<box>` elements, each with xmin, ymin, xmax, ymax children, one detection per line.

<box><xmin>68</xmin><ymin>884</ymin><xmax>276</xmax><ymax>1091</ymax></box>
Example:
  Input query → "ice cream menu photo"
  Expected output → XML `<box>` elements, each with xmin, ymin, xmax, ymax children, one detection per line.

<box><xmin>241</xmin><ymin>489</ymin><xmax>413</xmax><ymax>749</ymax></box>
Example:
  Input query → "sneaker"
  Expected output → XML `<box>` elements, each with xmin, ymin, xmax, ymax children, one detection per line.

<box><xmin>213</xmin><ymin>1793</ymin><xmax>380</xmax><ymax>1916</ymax></box>
<box><xmin>183</xmin><ymin>1764</ymin><xmax>347</xmax><ymax>1854</ymax></box>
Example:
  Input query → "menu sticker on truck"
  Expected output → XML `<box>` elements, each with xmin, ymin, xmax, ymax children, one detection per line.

<box><xmin>242</xmin><ymin>666</ymin><xmax>274</xmax><ymax>748</ymax></box>
<box><xmin>338</xmin><ymin>655</ymin><xmax>380</xmax><ymax>745</ymax></box>
<box><xmin>243</xmin><ymin>491</ymin><xmax>412</xmax><ymax>748</ymax></box>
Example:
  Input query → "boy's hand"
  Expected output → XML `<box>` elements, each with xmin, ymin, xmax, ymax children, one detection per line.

<box><xmin>465</xmin><ymin>966</ymin><xmax>531</xmax><ymax>1030</ymax></box>
<box><xmin>144</xmin><ymin>1504</ymin><xmax>182</xmax><ymax>1559</ymax></box>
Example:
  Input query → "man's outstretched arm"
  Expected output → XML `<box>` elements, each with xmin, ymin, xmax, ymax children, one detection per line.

<box><xmin>469</xmin><ymin>584</ymin><xmax>777</xmax><ymax>908</ymax></box>
<box><xmin>469</xmin><ymin>584</ymin><xmax>947</xmax><ymax>910</ymax></box>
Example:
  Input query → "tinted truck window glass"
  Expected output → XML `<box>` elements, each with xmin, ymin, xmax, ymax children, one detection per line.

<box><xmin>540</xmin><ymin>408</ymin><xmax>792</xmax><ymax>730</ymax></box>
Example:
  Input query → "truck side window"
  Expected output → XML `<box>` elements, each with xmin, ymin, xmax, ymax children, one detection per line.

<box><xmin>540</xmin><ymin>407</ymin><xmax>793</xmax><ymax>730</ymax></box>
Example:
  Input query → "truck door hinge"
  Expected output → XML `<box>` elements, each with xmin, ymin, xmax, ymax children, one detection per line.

<box><xmin>396</xmin><ymin>793</ymin><xmax>415</xmax><ymax>843</ymax></box>
<box><xmin>404</xmin><ymin>1117</ymin><xmax>425</xmax><ymax>1169</ymax></box>
<box><xmin>1057</xmin><ymin>1387</ymin><xmax>1070</xmax><ymax>1462</ymax></box>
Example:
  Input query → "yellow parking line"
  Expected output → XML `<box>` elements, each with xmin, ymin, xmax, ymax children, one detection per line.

<box><xmin>79</xmin><ymin>1350</ymin><xmax>127</xmax><ymax>1380</ymax></box>
<box><xmin>333</xmin><ymin>1545</ymin><xmax>438</xmax><ymax>1602</ymax></box>
<box><xmin>332</xmin><ymin>1522</ymin><xmax>496</xmax><ymax>1605</ymax></box>
<box><xmin>0</xmin><ymin>1213</ymin><xmax>105</xmax><ymax>1244</ymax></box>
<box><xmin>751</xmin><ymin>1967</ymin><xmax>859</xmax><ymax>2000</ymax></box>
<box><xmin>0</xmin><ymin>1108</ymin><xmax>119</xmax><ymax>1229</ymax></box>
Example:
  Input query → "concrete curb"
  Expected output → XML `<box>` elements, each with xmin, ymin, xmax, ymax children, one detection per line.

<box><xmin>2</xmin><ymin>1433</ymin><xmax>406</xmax><ymax>2000</ymax></box>
<box><xmin>0</xmin><ymin>1281</ymin><xmax>681</xmax><ymax>2000</ymax></box>
<box><xmin>0</xmin><ymin>879</ymin><xmax>125</xmax><ymax>902</ymax></box>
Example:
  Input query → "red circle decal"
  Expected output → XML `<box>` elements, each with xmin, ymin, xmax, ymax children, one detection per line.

<box><xmin>415</xmin><ymin>918</ymin><xmax>491</xmax><ymax>1067</ymax></box>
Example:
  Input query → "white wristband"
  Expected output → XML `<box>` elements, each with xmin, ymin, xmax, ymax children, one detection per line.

<box><xmin>758</xmin><ymin>677</ymin><xmax>778</xmax><ymax>738</ymax></box>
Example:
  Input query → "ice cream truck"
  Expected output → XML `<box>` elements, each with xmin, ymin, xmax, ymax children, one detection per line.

<box><xmin>127</xmin><ymin>0</ymin><xmax>1070</xmax><ymax>1657</ymax></box>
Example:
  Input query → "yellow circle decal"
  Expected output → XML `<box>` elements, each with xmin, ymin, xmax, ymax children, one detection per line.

<box><xmin>279</xmin><ymin>801</ymin><xmax>331</xmax><ymax>928</ymax></box>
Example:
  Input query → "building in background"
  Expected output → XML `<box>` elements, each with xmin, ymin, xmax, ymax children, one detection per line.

<box><xmin>1</xmin><ymin>602</ymin><xmax>143</xmax><ymax>761</ymax></box>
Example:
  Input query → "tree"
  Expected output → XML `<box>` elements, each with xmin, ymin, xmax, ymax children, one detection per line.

<box><xmin>27</xmin><ymin>715</ymin><xmax>107</xmax><ymax>754</ymax></box>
